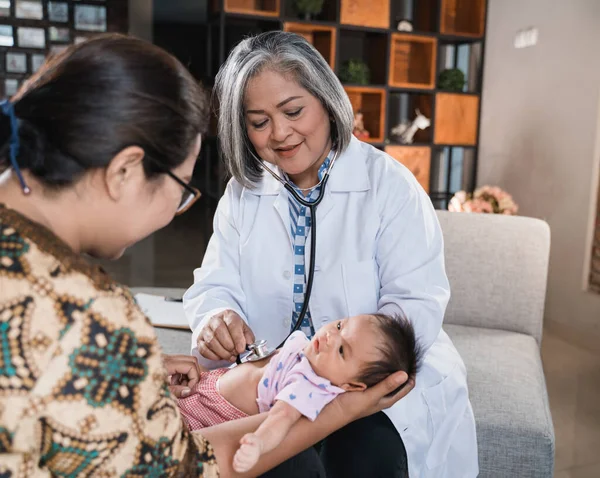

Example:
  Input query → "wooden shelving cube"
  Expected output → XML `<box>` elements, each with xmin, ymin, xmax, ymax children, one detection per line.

<box><xmin>283</xmin><ymin>23</ymin><xmax>336</xmax><ymax>69</ymax></box>
<box><xmin>341</xmin><ymin>0</ymin><xmax>389</xmax><ymax>29</ymax></box>
<box><xmin>339</xmin><ymin>30</ymin><xmax>388</xmax><ymax>85</ymax></box>
<box><xmin>389</xmin><ymin>34</ymin><xmax>437</xmax><ymax>89</ymax></box>
<box><xmin>440</xmin><ymin>0</ymin><xmax>486</xmax><ymax>37</ymax></box>
<box><xmin>220</xmin><ymin>0</ymin><xmax>280</xmax><ymax>17</ymax></box>
<box><xmin>345</xmin><ymin>86</ymin><xmax>386</xmax><ymax>143</ymax></box>
<box><xmin>387</xmin><ymin>92</ymin><xmax>433</xmax><ymax>144</ymax></box>
<box><xmin>391</xmin><ymin>0</ymin><xmax>438</xmax><ymax>33</ymax></box>
<box><xmin>434</xmin><ymin>93</ymin><xmax>479</xmax><ymax>145</ymax></box>
<box><xmin>385</xmin><ymin>146</ymin><xmax>431</xmax><ymax>192</ymax></box>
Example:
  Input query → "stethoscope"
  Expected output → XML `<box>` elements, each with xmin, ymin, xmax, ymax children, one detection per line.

<box><xmin>236</xmin><ymin>148</ymin><xmax>341</xmax><ymax>364</ymax></box>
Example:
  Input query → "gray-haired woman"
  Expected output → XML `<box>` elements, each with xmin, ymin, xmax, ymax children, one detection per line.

<box><xmin>185</xmin><ymin>31</ymin><xmax>478</xmax><ymax>477</ymax></box>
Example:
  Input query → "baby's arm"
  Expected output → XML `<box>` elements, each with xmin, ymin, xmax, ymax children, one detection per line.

<box><xmin>233</xmin><ymin>400</ymin><xmax>302</xmax><ymax>473</ymax></box>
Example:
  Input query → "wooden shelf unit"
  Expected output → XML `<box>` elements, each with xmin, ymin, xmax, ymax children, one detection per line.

<box><xmin>284</xmin><ymin>23</ymin><xmax>336</xmax><ymax>69</ymax></box>
<box><xmin>344</xmin><ymin>86</ymin><xmax>386</xmax><ymax>144</ymax></box>
<box><xmin>389</xmin><ymin>34</ymin><xmax>437</xmax><ymax>89</ymax></box>
<box><xmin>219</xmin><ymin>0</ymin><xmax>281</xmax><ymax>17</ymax></box>
<box><xmin>440</xmin><ymin>0</ymin><xmax>486</xmax><ymax>37</ymax></box>
<box><xmin>185</xmin><ymin>0</ymin><xmax>488</xmax><ymax>203</ymax></box>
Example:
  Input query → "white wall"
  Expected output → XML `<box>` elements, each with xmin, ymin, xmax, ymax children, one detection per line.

<box><xmin>478</xmin><ymin>0</ymin><xmax>600</xmax><ymax>342</ymax></box>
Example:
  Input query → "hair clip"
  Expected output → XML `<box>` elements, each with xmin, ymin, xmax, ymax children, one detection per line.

<box><xmin>0</xmin><ymin>99</ymin><xmax>30</xmax><ymax>194</ymax></box>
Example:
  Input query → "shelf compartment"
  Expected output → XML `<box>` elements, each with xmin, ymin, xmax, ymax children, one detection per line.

<box><xmin>391</xmin><ymin>0</ymin><xmax>437</xmax><ymax>33</ymax></box>
<box><xmin>389</xmin><ymin>33</ymin><xmax>437</xmax><ymax>89</ymax></box>
<box><xmin>345</xmin><ymin>86</ymin><xmax>386</xmax><ymax>143</ymax></box>
<box><xmin>283</xmin><ymin>23</ymin><xmax>336</xmax><ymax>69</ymax></box>
<box><xmin>340</xmin><ymin>0</ymin><xmax>389</xmax><ymax>29</ymax></box>
<box><xmin>430</xmin><ymin>146</ymin><xmax>476</xmax><ymax>203</ymax></box>
<box><xmin>282</xmin><ymin>0</ymin><xmax>337</xmax><ymax>22</ymax></box>
<box><xmin>385</xmin><ymin>145</ymin><xmax>431</xmax><ymax>192</ymax></box>
<box><xmin>339</xmin><ymin>29</ymin><xmax>388</xmax><ymax>85</ymax></box>
<box><xmin>434</xmin><ymin>92</ymin><xmax>479</xmax><ymax>145</ymax></box>
<box><xmin>437</xmin><ymin>42</ymin><xmax>483</xmax><ymax>93</ymax></box>
<box><xmin>440</xmin><ymin>0</ymin><xmax>486</xmax><ymax>37</ymax></box>
<box><xmin>387</xmin><ymin>92</ymin><xmax>433</xmax><ymax>144</ymax></box>
<box><xmin>217</xmin><ymin>0</ymin><xmax>281</xmax><ymax>17</ymax></box>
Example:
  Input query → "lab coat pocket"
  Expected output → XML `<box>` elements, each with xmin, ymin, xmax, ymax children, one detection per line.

<box><xmin>341</xmin><ymin>259</ymin><xmax>379</xmax><ymax>317</ymax></box>
<box><xmin>422</xmin><ymin>363</ymin><xmax>465</xmax><ymax>470</ymax></box>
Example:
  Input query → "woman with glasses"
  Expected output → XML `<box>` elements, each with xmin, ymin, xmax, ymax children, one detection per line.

<box><xmin>0</xmin><ymin>35</ymin><xmax>409</xmax><ymax>477</ymax></box>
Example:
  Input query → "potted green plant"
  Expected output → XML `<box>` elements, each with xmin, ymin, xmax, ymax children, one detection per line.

<box><xmin>294</xmin><ymin>0</ymin><xmax>324</xmax><ymax>20</ymax></box>
<box><xmin>438</xmin><ymin>68</ymin><xmax>466</xmax><ymax>92</ymax></box>
<box><xmin>338</xmin><ymin>59</ymin><xmax>370</xmax><ymax>85</ymax></box>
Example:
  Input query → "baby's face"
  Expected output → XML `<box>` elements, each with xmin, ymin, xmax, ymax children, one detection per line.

<box><xmin>303</xmin><ymin>315</ymin><xmax>382</xmax><ymax>391</ymax></box>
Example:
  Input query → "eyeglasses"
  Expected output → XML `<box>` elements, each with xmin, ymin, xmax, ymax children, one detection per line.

<box><xmin>143</xmin><ymin>155</ymin><xmax>201</xmax><ymax>215</ymax></box>
<box><xmin>165</xmin><ymin>170</ymin><xmax>201</xmax><ymax>215</ymax></box>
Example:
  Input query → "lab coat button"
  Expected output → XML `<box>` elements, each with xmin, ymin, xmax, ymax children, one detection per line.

<box><xmin>283</xmin><ymin>270</ymin><xmax>291</xmax><ymax>280</ymax></box>
<box><xmin>284</xmin><ymin>318</ymin><xmax>291</xmax><ymax>328</ymax></box>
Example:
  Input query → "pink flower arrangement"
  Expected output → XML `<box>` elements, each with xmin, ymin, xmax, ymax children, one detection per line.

<box><xmin>449</xmin><ymin>186</ymin><xmax>519</xmax><ymax>215</ymax></box>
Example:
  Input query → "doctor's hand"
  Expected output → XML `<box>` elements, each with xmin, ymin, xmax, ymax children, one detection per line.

<box><xmin>336</xmin><ymin>371</ymin><xmax>415</xmax><ymax>421</ymax></box>
<box><xmin>197</xmin><ymin>310</ymin><xmax>255</xmax><ymax>362</ymax></box>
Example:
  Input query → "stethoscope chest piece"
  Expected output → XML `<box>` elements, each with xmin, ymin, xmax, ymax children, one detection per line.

<box><xmin>238</xmin><ymin>340</ymin><xmax>277</xmax><ymax>363</ymax></box>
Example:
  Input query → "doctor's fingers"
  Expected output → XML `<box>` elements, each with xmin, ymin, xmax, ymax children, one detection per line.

<box><xmin>199</xmin><ymin>329</ymin><xmax>236</xmax><ymax>361</ymax></box>
<box><xmin>197</xmin><ymin>340</ymin><xmax>226</xmax><ymax>362</ymax></box>
<box><xmin>225</xmin><ymin>316</ymin><xmax>255</xmax><ymax>354</ymax></box>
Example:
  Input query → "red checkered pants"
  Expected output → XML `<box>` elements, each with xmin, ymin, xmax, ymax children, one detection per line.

<box><xmin>177</xmin><ymin>368</ymin><xmax>249</xmax><ymax>430</ymax></box>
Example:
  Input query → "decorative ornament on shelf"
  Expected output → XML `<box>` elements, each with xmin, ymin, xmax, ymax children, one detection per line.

<box><xmin>339</xmin><ymin>59</ymin><xmax>370</xmax><ymax>85</ymax></box>
<box><xmin>390</xmin><ymin>109</ymin><xmax>430</xmax><ymax>144</ymax></box>
<box><xmin>438</xmin><ymin>68</ymin><xmax>466</xmax><ymax>92</ymax></box>
<box><xmin>352</xmin><ymin>110</ymin><xmax>370</xmax><ymax>140</ymax></box>
<box><xmin>294</xmin><ymin>0</ymin><xmax>325</xmax><ymax>20</ymax></box>
<box><xmin>396</xmin><ymin>18</ymin><xmax>414</xmax><ymax>32</ymax></box>
<box><xmin>449</xmin><ymin>186</ymin><xmax>519</xmax><ymax>215</ymax></box>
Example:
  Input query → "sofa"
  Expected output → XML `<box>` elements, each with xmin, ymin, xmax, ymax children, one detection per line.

<box><xmin>141</xmin><ymin>210</ymin><xmax>555</xmax><ymax>477</ymax></box>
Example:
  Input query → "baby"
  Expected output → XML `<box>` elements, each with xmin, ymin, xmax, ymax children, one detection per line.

<box><xmin>177</xmin><ymin>313</ymin><xmax>421</xmax><ymax>473</ymax></box>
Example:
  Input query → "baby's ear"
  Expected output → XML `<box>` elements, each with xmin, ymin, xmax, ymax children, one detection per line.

<box><xmin>341</xmin><ymin>381</ymin><xmax>367</xmax><ymax>392</ymax></box>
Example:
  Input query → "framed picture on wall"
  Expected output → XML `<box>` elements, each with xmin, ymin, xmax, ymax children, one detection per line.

<box><xmin>0</xmin><ymin>25</ymin><xmax>14</xmax><ymax>47</ymax></box>
<box><xmin>17</xmin><ymin>27</ymin><xmax>45</xmax><ymax>49</ymax></box>
<box><xmin>6</xmin><ymin>52</ymin><xmax>26</xmax><ymax>73</ymax></box>
<box><xmin>5</xmin><ymin>78</ymin><xmax>18</xmax><ymax>97</ymax></box>
<box><xmin>0</xmin><ymin>0</ymin><xmax>11</xmax><ymax>17</ymax></box>
<box><xmin>48</xmin><ymin>2</ymin><xmax>69</xmax><ymax>22</ymax></box>
<box><xmin>15</xmin><ymin>0</ymin><xmax>43</xmax><ymax>20</ymax></box>
<box><xmin>74</xmin><ymin>5</ymin><xmax>106</xmax><ymax>32</ymax></box>
<box><xmin>50</xmin><ymin>26</ymin><xmax>70</xmax><ymax>42</ymax></box>
<box><xmin>31</xmin><ymin>53</ymin><xmax>45</xmax><ymax>72</ymax></box>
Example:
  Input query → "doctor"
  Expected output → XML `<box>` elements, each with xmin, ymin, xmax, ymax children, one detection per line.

<box><xmin>184</xmin><ymin>31</ymin><xmax>478</xmax><ymax>477</ymax></box>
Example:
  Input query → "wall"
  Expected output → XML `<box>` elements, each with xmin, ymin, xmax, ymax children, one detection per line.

<box><xmin>478</xmin><ymin>0</ymin><xmax>600</xmax><ymax>344</ymax></box>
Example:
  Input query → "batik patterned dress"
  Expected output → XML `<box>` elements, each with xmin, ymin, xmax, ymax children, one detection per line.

<box><xmin>0</xmin><ymin>204</ymin><xmax>219</xmax><ymax>478</ymax></box>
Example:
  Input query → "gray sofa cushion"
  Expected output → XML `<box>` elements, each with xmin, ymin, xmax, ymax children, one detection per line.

<box><xmin>445</xmin><ymin>323</ymin><xmax>554</xmax><ymax>477</ymax></box>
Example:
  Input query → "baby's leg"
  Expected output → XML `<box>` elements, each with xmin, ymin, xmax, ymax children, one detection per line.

<box><xmin>177</xmin><ymin>368</ymin><xmax>248</xmax><ymax>430</ymax></box>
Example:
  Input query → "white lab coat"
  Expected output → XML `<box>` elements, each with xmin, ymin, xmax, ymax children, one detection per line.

<box><xmin>184</xmin><ymin>137</ymin><xmax>479</xmax><ymax>477</ymax></box>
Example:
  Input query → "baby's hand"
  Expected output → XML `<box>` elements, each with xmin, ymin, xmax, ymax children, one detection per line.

<box><xmin>233</xmin><ymin>433</ymin><xmax>262</xmax><ymax>473</ymax></box>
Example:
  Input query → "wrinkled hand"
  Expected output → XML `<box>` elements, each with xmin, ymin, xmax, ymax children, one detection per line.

<box><xmin>196</xmin><ymin>310</ymin><xmax>255</xmax><ymax>362</ymax></box>
<box><xmin>163</xmin><ymin>354</ymin><xmax>204</xmax><ymax>398</ymax></box>
<box><xmin>233</xmin><ymin>433</ymin><xmax>262</xmax><ymax>473</ymax></box>
<box><xmin>336</xmin><ymin>371</ymin><xmax>415</xmax><ymax>421</ymax></box>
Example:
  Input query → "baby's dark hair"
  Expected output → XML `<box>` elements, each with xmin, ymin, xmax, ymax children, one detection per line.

<box><xmin>358</xmin><ymin>313</ymin><xmax>422</xmax><ymax>396</ymax></box>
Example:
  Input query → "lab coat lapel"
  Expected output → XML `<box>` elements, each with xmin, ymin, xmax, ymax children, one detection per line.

<box><xmin>273</xmin><ymin>189</ymin><xmax>293</xmax><ymax>248</ymax></box>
